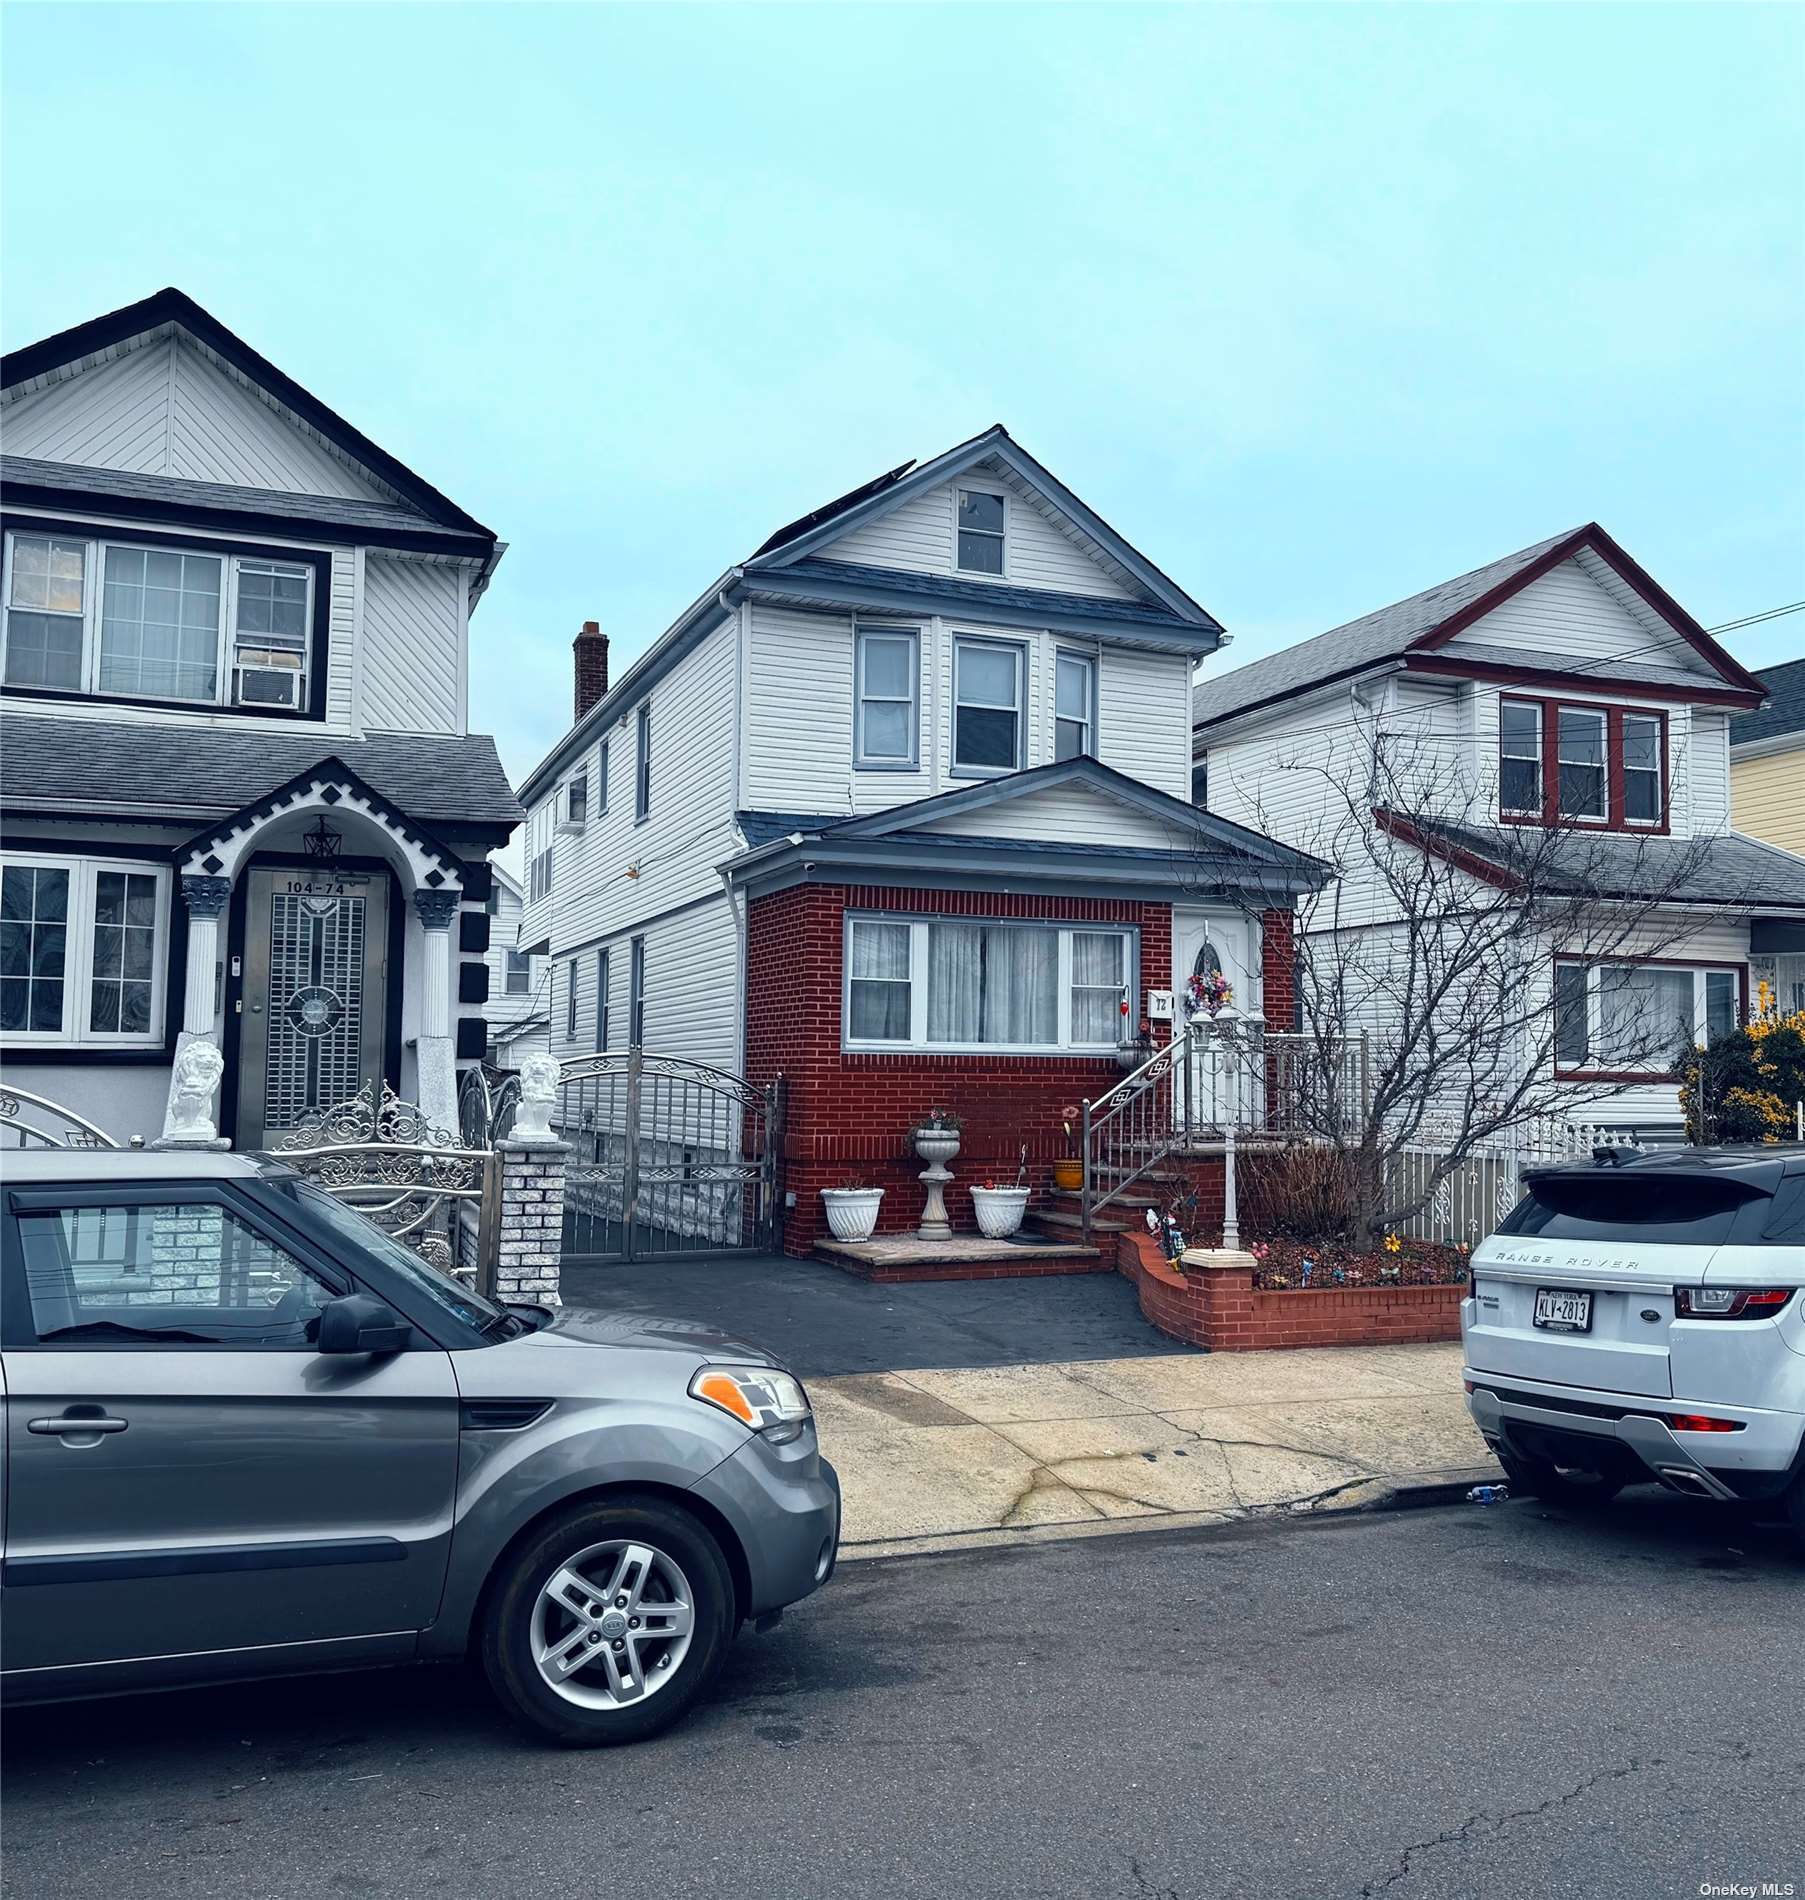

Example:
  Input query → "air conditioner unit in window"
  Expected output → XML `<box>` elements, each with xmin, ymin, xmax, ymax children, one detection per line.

<box><xmin>556</xmin><ymin>813</ymin><xmax>586</xmax><ymax>836</ymax></box>
<box><xmin>234</xmin><ymin>666</ymin><xmax>303</xmax><ymax>709</ymax></box>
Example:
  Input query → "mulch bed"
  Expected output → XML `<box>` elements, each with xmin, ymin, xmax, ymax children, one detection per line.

<box><xmin>1243</xmin><ymin>1236</ymin><xmax>1468</xmax><ymax>1291</ymax></box>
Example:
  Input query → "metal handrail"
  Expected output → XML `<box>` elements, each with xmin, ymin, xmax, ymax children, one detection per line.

<box><xmin>0</xmin><ymin>1085</ymin><xmax>121</xmax><ymax>1151</ymax></box>
<box><xmin>1080</xmin><ymin>1035</ymin><xmax>1187</xmax><ymax>1240</ymax></box>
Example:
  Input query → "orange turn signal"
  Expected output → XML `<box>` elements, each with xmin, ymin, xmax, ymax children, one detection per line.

<box><xmin>692</xmin><ymin>1371</ymin><xmax>758</xmax><ymax>1426</ymax></box>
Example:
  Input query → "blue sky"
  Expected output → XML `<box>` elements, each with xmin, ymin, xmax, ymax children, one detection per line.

<box><xmin>5</xmin><ymin>2</ymin><xmax>1801</xmax><ymax>808</ymax></box>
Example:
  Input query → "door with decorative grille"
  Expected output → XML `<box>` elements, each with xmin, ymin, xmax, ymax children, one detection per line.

<box><xmin>238</xmin><ymin>868</ymin><xmax>390</xmax><ymax>1149</ymax></box>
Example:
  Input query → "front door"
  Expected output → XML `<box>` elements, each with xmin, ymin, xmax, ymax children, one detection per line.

<box><xmin>238</xmin><ymin>867</ymin><xmax>390</xmax><ymax>1148</ymax></box>
<box><xmin>0</xmin><ymin>1183</ymin><xmax>459</xmax><ymax>1685</ymax></box>
<box><xmin>1171</xmin><ymin>909</ymin><xmax>1259</xmax><ymax>1131</ymax></box>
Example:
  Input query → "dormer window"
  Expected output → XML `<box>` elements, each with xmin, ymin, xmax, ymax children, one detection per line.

<box><xmin>1498</xmin><ymin>696</ymin><xmax>1668</xmax><ymax>833</ymax></box>
<box><xmin>1498</xmin><ymin>700</ymin><xmax>1542</xmax><ymax>815</ymax></box>
<box><xmin>955</xmin><ymin>489</ymin><xmax>1005</xmax><ymax>575</ymax></box>
<box><xmin>1623</xmin><ymin>714</ymin><xmax>1663</xmax><ymax>826</ymax></box>
<box><xmin>1556</xmin><ymin>708</ymin><xmax>1606</xmax><ymax>820</ymax></box>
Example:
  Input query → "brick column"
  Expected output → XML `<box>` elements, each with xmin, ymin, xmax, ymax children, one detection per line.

<box><xmin>1259</xmin><ymin>908</ymin><xmax>1296</xmax><ymax>1031</ymax></box>
<box><xmin>494</xmin><ymin>1135</ymin><xmax>568</xmax><ymax>1307</ymax></box>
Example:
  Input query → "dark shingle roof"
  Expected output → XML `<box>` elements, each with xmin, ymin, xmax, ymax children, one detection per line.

<box><xmin>735</xmin><ymin>810</ymin><xmax>844</xmax><ymax>848</ymax></box>
<box><xmin>1735</xmin><ymin>656</ymin><xmax>1805</xmax><ymax>747</ymax></box>
<box><xmin>1399</xmin><ymin>813</ymin><xmax>1805</xmax><ymax>911</ymax></box>
<box><xmin>1</xmin><ymin>712</ymin><xmax>521</xmax><ymax>831</ymax></box>
<box><xmin>773</xmin><ymin>557</ymin><xmax>1192</xmax><ymax>628</ymax></box>
<box><xmin>1</xmin><ymin>456</ymin><xmax>480</xmax><ymax>549</ymax></box>
<box><xmin>1192</xmin><ymin>530</ymin><xmax>1580</xmax><ymax>730</ymax></box>
<box><xmin>751</xmin><ymin>460</ymin><xmax>917</xmax><ymax>558</ymax></box>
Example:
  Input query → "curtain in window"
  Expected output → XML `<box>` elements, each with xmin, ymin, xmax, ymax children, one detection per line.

<box><xmin>1599</xmin><ymin>965</ymin><xmax>1693</xmax><ymax>1067</ymax></box>
<box><xmin>926</xmin><ymin>923</ymin><xmax>1055</xmax><ymax>1045</ymax></box>
<box><xmin>849</xmin><ymin>920</ymin><xmax>912</xmax><ymax>1040</ymax></box>
<box><xmin>1071</xmin><ymin>931</ymin><xmax>1124</xmax><ymax>1043</ymax></box>
<box><xmin>100</xmin><ymin>548</ymin><xmax>221</xmax><ymax>700</ymax></box>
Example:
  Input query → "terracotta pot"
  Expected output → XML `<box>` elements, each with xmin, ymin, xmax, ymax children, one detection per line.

<box><xmin>1051</xmin><ymin>1158</ymin><xmax>1084</xmax><ymax>1192</ymax></box>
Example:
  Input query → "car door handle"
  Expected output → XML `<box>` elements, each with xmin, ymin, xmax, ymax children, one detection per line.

<box><xmin>27</xmin><ymin>1415</ymin><xmax>129</xmax><ymax>1436</ymax></box>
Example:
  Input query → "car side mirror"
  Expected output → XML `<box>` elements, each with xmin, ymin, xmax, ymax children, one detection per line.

<box><xmin>316</xmin><ymin>1293</ymin><xmax>411</xmax><ymax>1355</ymax></box>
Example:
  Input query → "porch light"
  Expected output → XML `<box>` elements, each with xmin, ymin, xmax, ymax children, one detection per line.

<box><xmin>303</xmin><ymin>817</ymin><xmax>343</xmax><ymax>863</ymax></box>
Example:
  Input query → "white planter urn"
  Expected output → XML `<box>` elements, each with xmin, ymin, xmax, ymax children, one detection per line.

<box><xmin>820</xmin><ymin>1186</ymin><xmax>884</xmax><ymax>1243</ymax></box>
<box><xmin>970</xmin><ymin>1185</ymin><xmax>1030</xmax><ymax>1239</ymax></box>
<box><xmin>911</xmin><ymin>1126</ymin><xmax>961</xmax><ymax>1239</ymax></box>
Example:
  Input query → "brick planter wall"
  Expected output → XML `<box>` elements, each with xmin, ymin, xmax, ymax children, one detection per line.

<box><xmin>1116</xmin><ymin>1231</ymin><xmax>1464</xmax><ymax>1351</ymax></box>
<box><xmin>746</xmin><ymin>883</ymin><xmax>1174</xmax><ymax>1256</ymax></box>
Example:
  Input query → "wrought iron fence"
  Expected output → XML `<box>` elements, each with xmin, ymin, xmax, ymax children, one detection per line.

<box><xmin>557</xmin><ymin>1050</ymin><xmax>783</xmax><ymax>1263</ymax></box>
<box><xmin>0</xmin><ymin>1085</ymin><xmax>120</xmax><ymax>1151</ymax></box>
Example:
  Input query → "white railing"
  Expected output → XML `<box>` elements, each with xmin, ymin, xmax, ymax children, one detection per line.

<box><xmin>0</xmin><ymin>1084</ymin><xmax>120</xmax><ymax>1151</ymax></box>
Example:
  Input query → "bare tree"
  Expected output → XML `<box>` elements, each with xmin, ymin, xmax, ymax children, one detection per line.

<box><xmin>1192</xmin><ymin>721</ymin><xmax>1757</xmax><ymax>1245</ymax></box>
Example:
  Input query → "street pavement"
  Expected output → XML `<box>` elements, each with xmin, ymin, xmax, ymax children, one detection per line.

<box><xmin>5</xmin><ymin>1492</ymin><xmax>1798</xmax><ymax>1900</ymax></box>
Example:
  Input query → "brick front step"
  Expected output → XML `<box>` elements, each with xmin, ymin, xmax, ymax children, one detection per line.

<box><xmin>814</xmin><ymin>1233</ymin><xmax>1107</xmax><ymax>1283</ymax></box>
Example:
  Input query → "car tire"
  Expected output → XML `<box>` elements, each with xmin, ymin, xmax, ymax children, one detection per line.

<box><xmin>480</xmin><ymin>1495</ymin><xmax>736</xmax><ymax>1747</ymax></box>
<box><xmin>1495</xmin><ymin>1445</ymin><xmax>1626</xmax><ymax>1509</ymax></box>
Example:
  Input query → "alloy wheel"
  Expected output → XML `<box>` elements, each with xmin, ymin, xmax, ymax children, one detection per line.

<box><xmin>529</xmin><ymin>1539</ymin><xmax>697</xmax><ymax>1708</ymax></box>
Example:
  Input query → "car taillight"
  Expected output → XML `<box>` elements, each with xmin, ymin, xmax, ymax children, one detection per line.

<box><xmin>1668</xmin><ymin>1413</ymin><xmax>1744</xmax><ymax>1434</ymax></box>
<box><xmin>1673</xmin><ymin>1286</ymin><xmax>1795</xmax><ymax>1320</ymax></box>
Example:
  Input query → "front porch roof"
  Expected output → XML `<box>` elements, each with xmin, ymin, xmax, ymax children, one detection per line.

<box><xmin>723</xmin><ymin>757</ymin><xmax>1331</xmax><ymax>902</ymax></box>
<box><xmin>1381</xmin><ymin>811</ymin><xmax>1805</xmax><ymax>914</ymax></box>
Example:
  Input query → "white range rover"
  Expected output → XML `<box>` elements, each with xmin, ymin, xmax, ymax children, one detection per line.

<box><xmin>1463</xmin><ymin>1146</ymin><xmax>1805</xmax><ymax>1553</ymax></box>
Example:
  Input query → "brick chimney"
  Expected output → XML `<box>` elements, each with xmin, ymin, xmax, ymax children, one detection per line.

<box><xmin>573</xmin><ymin>619</ymin><xmax>609</xmax><ymax>721</ymax></box>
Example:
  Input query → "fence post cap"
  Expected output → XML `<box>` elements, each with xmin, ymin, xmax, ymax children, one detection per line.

<box><xmin>498</xmin><ymin>1134</ymin><xmax>569</xmax><ymax>1155</ymax></box>
<box><xmin>1180</xmin><ymin>1247</ymin><xmax>1258</xmax><ymax>1273</ymax></box>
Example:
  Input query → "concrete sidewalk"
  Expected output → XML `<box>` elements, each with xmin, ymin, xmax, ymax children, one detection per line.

<box><xmin>815</xmin><ymin>1340</ymin><xmax>1501</xmax><ymax>1554</ymax></box>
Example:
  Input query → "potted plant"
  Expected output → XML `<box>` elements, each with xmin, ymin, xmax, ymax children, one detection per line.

<box><xmin>911</xmin><ymin>1108</ymin><xmax>962</xmax><ymax>1164</ymax></box>
<box><xmin>971</xmin><ymin>1146</ymin><xmax>1031</xmax><ymax>1238</ymax></box>
<box><xmin>1052</xmin><ymin>1105</ymin><xmax>1084</xmax><ymax>1192</ymax></box>
<box><xmin>820</xmin><ymin>1176</ymin><xmax>884</xmax><ymax>1242</ymax></box>
<box><xmin>1116</xmin><ymin>1016</ymin><xmax>1156</xmax><ymax>1070</ymax></box>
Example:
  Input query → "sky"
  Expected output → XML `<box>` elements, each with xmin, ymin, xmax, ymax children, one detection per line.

<box><xmin>4</xmin><ymin>0</ymin><xmax>1802</xmax><ymax>849</ymax></box>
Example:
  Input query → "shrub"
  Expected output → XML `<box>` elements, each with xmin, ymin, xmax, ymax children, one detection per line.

<box><xmin>1241</xmin><ymin>1143</ymin><xmax>1362</xmax><ymax>1243</ymax></box>
<box><xmin>1676</xmin><ymin>1006</ymin><xmax>1805</xmax><ymax>1144</ymax></box>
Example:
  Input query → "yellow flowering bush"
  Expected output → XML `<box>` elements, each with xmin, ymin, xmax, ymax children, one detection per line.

<box><xmin>1677</xmin><ymin>1001</ymin><xmax>1805</xmax><ymax>1144</ymax></box>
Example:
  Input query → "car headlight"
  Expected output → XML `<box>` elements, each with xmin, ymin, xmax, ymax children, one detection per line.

<box><xmin>689</xmin><ymin>1365</ymin><xmax>812</xmax><ymax>1443</ymax></box>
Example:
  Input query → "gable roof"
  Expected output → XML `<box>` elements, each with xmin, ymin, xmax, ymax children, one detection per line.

<box><xmin>1</xmin><ymin>288</ymin><xmax>495</xmax><ymax>543</ymax></box>
<box><xmin>1192</xmin><ymin>524</ymin><xmax>1766</xmax><ymax>735</ymax></box>
<box><xmin>746</xmin><ymin>424</ymin><xmax>1224</xmax><ymax>633</ymax></box>
<box><xmin>1732</xmin><ymin>656</ymin><xmax>1805</xmax><ymax>749</ymax></box>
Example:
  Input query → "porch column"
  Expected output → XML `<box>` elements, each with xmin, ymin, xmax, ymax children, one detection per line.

<box><xmin>413</xmin><ymin>888</ymin><xmax>461</xmax><ymax>1134</ymax></box>
<box><xmin>158</xmin><ymin>875</ymin><xmax>233</xmax><ymax>1148</ymax></box>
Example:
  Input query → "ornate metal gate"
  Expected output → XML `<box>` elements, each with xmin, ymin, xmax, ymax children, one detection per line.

<box><xmin>557</xmin><ymin>1051</ymin><xmax>784</xmax><ymax>1263</ymax></box>
<box><xmin>273</xmin><ymin>1080</ymin><xmax>501</xmax><ymax>1285</ymax></box>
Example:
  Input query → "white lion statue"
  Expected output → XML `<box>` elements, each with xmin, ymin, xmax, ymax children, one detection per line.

<box><xmin>514</xmin><ymin>1051</ymin><xmax>560</xmax><ymax>1143</ymax></box>
<box><xmin>165</xmin><ymin>1038</ymin><xmax>226</xmax><ymax>1142</ymax></box>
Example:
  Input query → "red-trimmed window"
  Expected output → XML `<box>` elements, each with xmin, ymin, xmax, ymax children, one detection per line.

<box><xmin>1499</xmin><ymin>698</ymin><xmax>1668</xmax><ymax>832</ymax></box>
<box><xmin>1553</xmin><ymin>957</ymin><xmax>1742</xmax><ymax>1078</ymax></box>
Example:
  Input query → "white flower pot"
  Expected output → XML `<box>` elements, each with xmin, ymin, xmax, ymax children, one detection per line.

<box><xmin>820</xmin><ymin>1187</ymin><xmax>884</xmax><ymax>1242</ymax></box>
<box><xmin>970</xmin><ymin>1185</ymin><xmax>1030</xmax><ymax>1239</ymax></box>
<box><xmin>913</xmin><ymin>1130</ymin><xmax>962</xmax><ymax>1165</ymax></box>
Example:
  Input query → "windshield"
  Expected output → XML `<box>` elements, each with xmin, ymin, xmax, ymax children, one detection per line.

<box><xmin>274</xmin><ymin>1178</ymin><xmax>511</xmax><ymax>1335</ymax></box>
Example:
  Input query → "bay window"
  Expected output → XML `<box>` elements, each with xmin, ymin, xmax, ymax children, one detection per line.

<box><xmin>1552</xmin><ymin>958</ymin><xmax>1741</xmax><ymax>1076</ymax></box>
<box><xmin>2</xmin><ymin>529</ymin><xmax>319</xmax><ymax>713</ymax></box>
<box><xmin>844</xmin><ymin>914</ymin><xmax>1134</xmax><ymax>1053</ymax></box>
<box><xmin>1</xmin><ymin>854</ymin><xmax>169</xmax><ymax>1046</ymax></box>
<box><xmin>953</xmin><ymin>637</ymin><xmax>1024</xmax><ymax>773</ymax></box>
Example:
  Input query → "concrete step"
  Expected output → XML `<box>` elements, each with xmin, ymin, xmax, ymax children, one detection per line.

<box><xmin>1028</xmin><ymin>1205</ymin><xmax>1134</xmax><ymax>1238</ymax></box>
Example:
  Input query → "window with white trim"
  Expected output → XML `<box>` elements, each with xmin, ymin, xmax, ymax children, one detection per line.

<box><xmin>629</xmin><ymin>935</ymin><xmax>646</xmax><ymax>1045</ymax></box>
<box><xmin>1</xmin><ymin>854</ymin><xmax>170</xmax><ymax>1045</ymax></box>
<box><xmin>1556</xmin><ymin>707</ymin><xmax>1607</xmax><ymax>820</ymax></box>
<box><xmin>1622</xmin><ymin>713</ymin><xmax>1662</xmax><ymax>826</ymax></box>
<box><xmin>563</xmin><ymin>770</ymin><xmax>588</xmax><ymax>826</ymax></box>
<box><xmin>635</xmin><ymin>704</ymin><xmax>651</xmax><ymax>822</ymax></box>
<box><xmin>955</xmin><ymin>489</ymin><xmax>1005</xmax><ymax>574</ymax></box>
<box><xmin>844</xmin><ymin>915</ymin><xmax>1133</xmax><ymax>1053</ymax></box>
<box><xmin>1055</xmin><ymin>651</ymin><xmax>1095</xmax><ymax>761</ymax></box>
<box><xmin>504</xmin><ymin>949</ymin><xmax>532</xmax><ymax>995</ymax></box>
<box><xmin>952</xmin><ymin>637</ymin><xmax>1024</xmax><ymax>773</ymax></box>
<box><xmin>565</xmin><ymin>962</ymin><xmax>579</xmax><ymax>1040</ymax></box>
<box><xmin>1553</xmin><ymin>959</ymin><xmax>1740</xmax><ymax>1074</ymax></box>
<box><xmin>1498</xmin><ymin>698</ymin><xmax>1542</xmax><ymax>816</ymax></box>
<box><xmin>854</xmin><ymin>627</ymin><xmax>919</xmax><ymax>767</ymax></box>
<box><xmin>2</xmin><ymin>531</ymin><xmax>316</xmax><ymax>712</ymax></box>
<box><xmin>596</xmin><ymin>946</ymin><xmax>610</xmax><ymax>1051</ymax></box>
<box><xmin>596</xmin><ymin>738</ymin><xmax>610</xmax><ymax>815</ymax></box>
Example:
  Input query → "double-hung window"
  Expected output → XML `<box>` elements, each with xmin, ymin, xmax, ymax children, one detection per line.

<box><xmin>953</xmin><ymin>637</ymin><xmax>1024</xmax><ymax>774</ymax></box>
<box><xmin>504</xmin><ymin>949</ymin><xmax>532</xmax><ymax>995</ymax></box>
<box><xmin>1498</xmin><ymin>699</ymin><xmax>1542</xmax><ymax>817</ymax></box>
<box><xmin>1622</xmin><ymin>714</ymin><xmax>1663</xmax><ymax>826</ymax></box>
<box><xmin>854</xmin><ymin>627</ymin><xmax>919</xmax><ymax>768</ymax></box>
<box><xmin>955</xmin><ymin>489</ymin><xmax>1005</xmax><ymax>574</ymax></box>
<box><xmin>1553</xmin><ymin>959</ymin><xmax>1741</xmax><ymax>1075</ymax></box>
<box><xmin>1055</xmin><ymin>651</ymin><xmax>1096</xmax><ymax>761</ymax></box>
<box><xmin>564</xmin><ymin>770</ymin><xmax>588</xmax><ymax>827</ymax></box>
<box><xmin>844</xmin><ymin>914</ymin><xmax>1133</xmax><ymax>1053</ymax></box>
<box><xmin>1</xmin><ymin>853</ymin><xmax>170</xmax><ymax>1046</ymax></box>
<box><xmin>1556</xmin><ymin>707</ymin><xmax>1607</xmax><ymax>820</ymax></box>
<box><xmin>2</xmin><ymin>531</ymin><xmax>317</xmax><ymax>712</ymax></box>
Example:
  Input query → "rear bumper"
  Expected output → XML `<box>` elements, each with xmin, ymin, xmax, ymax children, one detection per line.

<box><xmin>689</xmin><ymin>1427</ymin><xmax>840</xmax><ymax>1618</ymax></box>
<box><xmin>1465</xmin><ymin>1374</ymin><xmax>1805</xmax><ymax>1503</ymax></box>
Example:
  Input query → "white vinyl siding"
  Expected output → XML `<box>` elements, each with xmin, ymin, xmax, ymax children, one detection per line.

<box><xmin>358</xmin><ymin>555</ymin><xmax>462</xmax><ymax>734</ymax></box>
<box><xmin>1446</xmin><ymin>554</ymin><xmax>1709</xmax><ymax>674</ymax></box>
<box><xmin>2</xmin><ymin>335</ymin><xmax>388</xmax><ymax>500</ymax></box>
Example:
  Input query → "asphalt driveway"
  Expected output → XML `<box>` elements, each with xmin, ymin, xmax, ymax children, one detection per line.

<box><xmin>556</xmin><ymin>1252</ymin><xmax>1190</xmax><ymax>1378</ymax></box>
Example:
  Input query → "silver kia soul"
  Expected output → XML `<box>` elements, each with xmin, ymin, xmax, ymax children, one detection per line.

<box><xmin>1463</xmin><ymin>1146</ymin><xmax>1805</xmax><ymax>1552</ymax></box>
<box><xmin>0</xmin><ymin>1150</ymin><xmax>840</xmax><ymax>1745</ymax></box>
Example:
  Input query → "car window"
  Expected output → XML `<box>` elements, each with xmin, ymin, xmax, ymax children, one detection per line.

<box><xmin>1498</xmin><ymin>1174</ymin><xmax>1760</xmax><ymax>1247</ymax></box>
<box><xmin>1759</xmin><ymin>1175</ymin><xmax>1805</xmax><ymax>1245</ymax></box>
<box><xmin>17</xmin><ymin>1201</ymin><xmax>337</xmax><ymax>1347</ymax></box>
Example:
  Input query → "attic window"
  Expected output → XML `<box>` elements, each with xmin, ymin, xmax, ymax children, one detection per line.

<box><xmin>956</xmin><ymin>490</ymin><xmax>1005</xmax><ymax>575</ymax></box>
